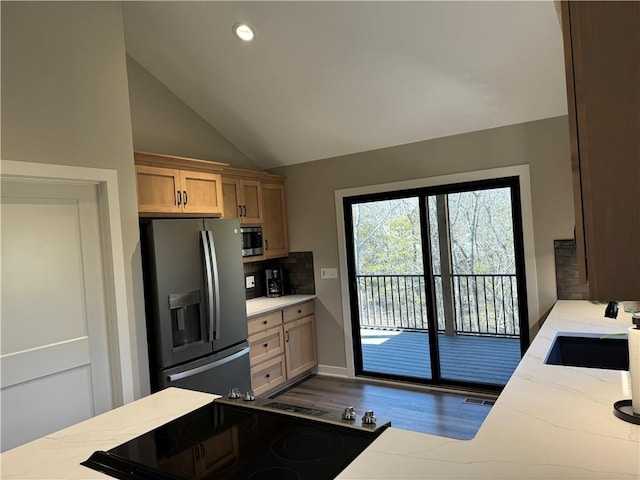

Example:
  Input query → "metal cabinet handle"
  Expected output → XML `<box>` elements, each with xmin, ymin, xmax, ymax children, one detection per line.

<box><xmin>177</xmin><ymin>190</ymin><xmax>182</xmax><ymax>206</ymax></box>
<box><xmin>265</xmin><ymin>239</ymin><xmax>269</xmax><ymax>250</ymax></box>
<box><xmin>238</xmin><ymin>205</ymin><xmax>243</xmax><ymax>217</ymax></box>
<box><xmin>167</xmin><ymin>347</ymin><xmax>249</xmax><ymax>381</ymax></box>
<box><xmin>285</xmin><ymin>330</ymin><xmax>290</xmax><ymax>342</ymax></box>
<box><xmin>243</xmin><ymin>205</ymin><xmax>247</xmax><ymax>217</ymax></box>
<box><xmin>183</xmin><ymin>190</ymin><xmax>188</xmax><ymax>206</ymax></box>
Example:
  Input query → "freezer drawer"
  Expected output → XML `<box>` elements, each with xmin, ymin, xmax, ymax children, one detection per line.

<box><xmin>157</xmin><ymin>343</ymin><xmax>251</xmax><ymax>395</ymax></box>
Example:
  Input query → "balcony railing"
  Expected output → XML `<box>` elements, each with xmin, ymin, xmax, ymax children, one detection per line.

<box><xmin>356</xmin><ymin>274</ymin><xmax>519</xmax><ymax>337</ymax></box>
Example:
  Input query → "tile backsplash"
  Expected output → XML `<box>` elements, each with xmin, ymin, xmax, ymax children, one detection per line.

<box><xmin>554</xmin><ymin>239</ymin><xmax>590</xmax><ymax>300</ymax></box>
<box><xmin>243</xmin><ymin>251</ymin><xmax>315</xmax><ymax>300</ymax></box>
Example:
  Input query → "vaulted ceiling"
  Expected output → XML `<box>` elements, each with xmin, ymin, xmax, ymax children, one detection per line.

<box><xmin>123</xmin><ymin>1</ymin><xmax>567</xmax><ymax>169</ymax></box>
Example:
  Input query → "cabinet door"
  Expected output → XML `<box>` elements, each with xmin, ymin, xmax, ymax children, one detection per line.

<box><xmin>180</xmin><ymin>171</ymin><xmax>223</xmax><ymax>216</ymax></box>
<box><xmin>562</xmin><ymin>2</ymin><xmax>640</xmax><ymax>299</ymax></box>
<box><xmin>222</xmin><ymin>178</ymin><xmax>241</xmax><ymax>219</ymax></box>
<box><xmin>284</xmin><ymin>315</ymin><xmax>317</xmax><ymax>379</ymax></box>
<box><xmin>262</xmin><ymin>183</ymin><xmax>289</xmax><ymax>258</ymax></box>
<box><xmin>240</xmin><ymin>180</ymin><xmax>263</xmax><ymax>224</ymax></box>
<box><xmin>136</xmin><ymin>165</ymin><xmax>182</xmax><ymax>214</ymax></box>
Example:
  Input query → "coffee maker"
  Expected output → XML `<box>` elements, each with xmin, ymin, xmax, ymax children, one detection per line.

<box><xmin>265</xmin><ymin>268</ymin><xmax>284</xmax><ymax>298</ymax></box>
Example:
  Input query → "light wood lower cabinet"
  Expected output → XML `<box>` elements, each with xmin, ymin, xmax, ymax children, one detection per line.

<box><xmin>250</xmin><ymin>355</ymin><xmax>286</xmax><ymax>397</ymax></box>
<box><xmin>247</xmin><ymin>300</ymin><xmax>317</xmax><ymax>396</ymax></box>
<box><xmin>284</xmin><ymin>315</ymin><xmax>317</xmax><ymax>379</ymax></box>
<box><xmin>249</xmin><ymin>326</ymin><xmax>284</xmax><ymax>366</ymax></box>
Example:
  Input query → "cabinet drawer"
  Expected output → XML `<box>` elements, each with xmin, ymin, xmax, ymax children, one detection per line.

<box><xmin>248</xmin><ymin>311</ymin><xmax>282</xmax><ymax>335</ymax></box>
<box><xmin>283</xmin><ymin>301</ymin><xmax>314</xmax><ymax>323</ymax></box>
<box><xmin>251</xmin><ymin>355</ymin><xmax>285</xmax><ymax>397</ymax></box>
<box><xmin>249</xmin><ymin>327</ymin><xmax>284</xmax><ymax>364</ymax></box>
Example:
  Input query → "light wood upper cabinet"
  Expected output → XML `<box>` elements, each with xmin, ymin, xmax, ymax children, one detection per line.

<box><xmin>178</xmin><ymin>170</ymin><xmax>224</xmax><ymax>215</ymax></box>
<box><xmin>262</xmin><ymin>179</ymin><xmax>289</xmax><ymax>259</ymax></box>
<box><xmin>222</xmin><ymin>171</ymin><xmax>263</xmax><ymax>224</ymax></box>
<box><xmin>134</xmin><ymin>152</ymin><xmax>226</xmax><ymax>217</ymax></box>
<box><xmin>560</xmin><ymin>2</ymin><xmax>640</xmax><ymax>300</ymax></box>
<box><xmin>135</xmin><ymin>165</ymin><xmax>182</xmax><ymax>214</ymax></box>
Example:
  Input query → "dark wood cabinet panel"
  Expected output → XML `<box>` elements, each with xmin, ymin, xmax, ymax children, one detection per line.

<box><xmin>561</xmin><ymin>1</ymin><xmax>640</xmax><ymax>300</ymax></box>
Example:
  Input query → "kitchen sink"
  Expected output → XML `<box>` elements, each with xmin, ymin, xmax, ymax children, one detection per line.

<box><xmin>544</xmin><ymin>333</ymin><xmax>629</xmax><ymax>370</ymax></box>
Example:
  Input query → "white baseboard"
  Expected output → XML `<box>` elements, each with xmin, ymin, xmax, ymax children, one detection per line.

<box><xmin>316</xmin><ymin>365</ymin><xmax>349</xmax><ymax>378</ymax></box>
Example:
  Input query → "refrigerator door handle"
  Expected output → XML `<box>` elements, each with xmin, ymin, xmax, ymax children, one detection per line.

<box><xmin>200</xmin><ymin>231</ymin><xmax>215</xmax><ymax>342</ymax></box>
<box><xmin>166</xmin><ymin>347</ymin><xmax>250</xmax><ymax>382</ymax></box>
<box><xmin>207</xmin><ymin>230</ymin><xmax>222</xmax><ymax>341</ymax></box>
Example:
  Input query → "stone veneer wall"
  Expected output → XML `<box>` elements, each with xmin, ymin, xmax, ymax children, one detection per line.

<box><xmin>554</xmin><ymin>239</ymin><xmax>590</xmax><ymax>300</ymax></box>
<box><xmin>243</xmin><ymin>252</ymin><xmax>315</xmax><ymax>300</ymax></box>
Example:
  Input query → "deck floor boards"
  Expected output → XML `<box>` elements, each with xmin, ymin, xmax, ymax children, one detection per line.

<box><xmin>361</xmin><ymin>329</ymin><xmax>521</xmax><ymax>386</ymax></box>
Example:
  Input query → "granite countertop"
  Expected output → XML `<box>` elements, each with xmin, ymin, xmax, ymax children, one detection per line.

<box><xmin>246</xmin><ymin>294</ymin><xmax>316</xmax><ymax>318</ymax></box>
<box><xmin>2</xmin><ymin>300</ymin><xmax>638</xmax><ymax>479</ymax></box>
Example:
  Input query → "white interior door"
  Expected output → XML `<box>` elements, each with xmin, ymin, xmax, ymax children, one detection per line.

<box><xmin>1</xmin><ymin>179</ymin><xmax>114</xmax><ymax>452</ymax></box>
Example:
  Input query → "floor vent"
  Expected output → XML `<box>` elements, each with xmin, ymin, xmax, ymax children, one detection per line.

<box><xmin>464</xmin><ymin>397</ymin><xmax>495</xmax><ymax>407</ymax></box>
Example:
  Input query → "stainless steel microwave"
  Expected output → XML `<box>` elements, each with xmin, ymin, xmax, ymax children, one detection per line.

<box><xmin>240</xmin><ymin>227</ymin><xmax>263</xmax><ymax>257</ymax></box>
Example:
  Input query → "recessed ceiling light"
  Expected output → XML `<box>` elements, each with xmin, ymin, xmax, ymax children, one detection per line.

<box><xmin>233</xmin><ymin>23</ymin><xmax>254</xmax><ymax>41</ymax></box>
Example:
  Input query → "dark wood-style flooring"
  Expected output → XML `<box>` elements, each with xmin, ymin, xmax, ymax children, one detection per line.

<box><xmin>272</xmin><ymin>375</ymin><xmax>496</xmax><ymax>440</ymax></box>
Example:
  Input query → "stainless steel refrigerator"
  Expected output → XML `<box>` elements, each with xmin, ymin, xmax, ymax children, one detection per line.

<box><xmin>141</xmin><ymin>218</ymin><xmax>251</xmax><ymax>395</ymax></box>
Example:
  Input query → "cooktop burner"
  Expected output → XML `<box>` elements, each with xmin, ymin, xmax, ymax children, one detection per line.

<box><xmin>82</xmin><ymin>398</ymin><xmax>390</xmax><ymax>480</ymax></box>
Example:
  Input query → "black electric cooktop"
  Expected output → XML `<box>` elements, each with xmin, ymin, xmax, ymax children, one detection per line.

<box><xmin>82</xmin><ymin>398</ymin><xmax>390</xmax><ymax>480</ymax></box>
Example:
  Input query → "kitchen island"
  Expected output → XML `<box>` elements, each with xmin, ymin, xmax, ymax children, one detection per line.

<box><xmin>1</xmin><ymin>301</ymin><xmax>638</xmax><ymax>479</ymax></box>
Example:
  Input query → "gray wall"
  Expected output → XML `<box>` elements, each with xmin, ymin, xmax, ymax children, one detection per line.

<box><xmin>270</xmin><ymin>116</ymin><xmax>575</xmax><ymax>371</ymax></box>
<box><xmin>1</xmin><ymin>1</ymin><xmax>150</xmax><ymax>398</ymax></box>
<box><xmin>126</xmin><ymin>56</ymin><xmax>260</xmax><ymax>170</ymax></box>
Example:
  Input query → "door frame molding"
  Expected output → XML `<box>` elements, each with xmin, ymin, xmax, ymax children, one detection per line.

<box><xmin>334</xmin><ymin>165</ymin><xmax>539</xmax><ymax>379</ymax></box>
<box><xmin>1</xmin><ymin>159</ymin><xmax>134</xmax><ymax>405</ymax></box>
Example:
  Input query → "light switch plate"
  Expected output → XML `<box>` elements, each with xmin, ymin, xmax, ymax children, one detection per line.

<box><xmin>245</xmin><ymin>275</ymin><xmax>255</xmax><ymax>288</ymax></box>
<box><xmin>320</xmin><ymin>268</ymin><xmax>338</xmax><ymax>279</ymax></box>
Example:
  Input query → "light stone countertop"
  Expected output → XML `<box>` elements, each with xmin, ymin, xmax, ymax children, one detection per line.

<box><xmin>0</xmin><ymin>387</ymin><xmax>217</xmax><ymax>479</ymax></box>
<box><xmin>338</xmin><ymin>300</ymin><xmax>639</xmax><ymax>479</ymax></box>
<box><xmin>1</xmin><ymin>300</ymin><xmax>638</xmax><ymax>479</ymax></box>
<box><xmin>246</xmin><ymin>294</ymin><xmax>316</xmax><ymax>318</ymax></box>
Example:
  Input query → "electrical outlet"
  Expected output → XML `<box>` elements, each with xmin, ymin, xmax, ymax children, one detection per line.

<box><xmin>320</xmin><ymin>268</ymin><xmax>338</xmax><ymax>279</ymax></box>
<box><xmin>245</xmin><ymin>275</ymin><xmax>255</xmax><ymax>289</ymax></box>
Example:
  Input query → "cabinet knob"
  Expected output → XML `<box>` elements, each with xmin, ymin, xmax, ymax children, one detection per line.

<box><xmin>263</xmin><ymin>320</ymin><xmax>268</xmax><ymax>325</ymax></box>
<box><xmin>266</xmin><ymin>373</ymin><xmax>271</xmax><ymax>379</ymax></box>
<box><xmin>297</xmin><ymin>309</ymin><xmax>302</xmax><ymax>314</ymax></box>
<box><xmin>263</xmin><ymin>343</ymin><xmax>268</xmax><ymax>348</ymax></box>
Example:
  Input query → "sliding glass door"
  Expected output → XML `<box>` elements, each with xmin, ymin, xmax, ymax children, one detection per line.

<box><xmin>344</xmin><ymin>177</ymin><xmax>528</xmax><ymax>390</ymax></box>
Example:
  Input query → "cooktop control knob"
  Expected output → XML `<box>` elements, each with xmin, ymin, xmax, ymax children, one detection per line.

<box><xmin>228</xmin><ymin>388</ymin><xmax>241</xmax><ymax>399</ymax></box>
<box><xmin>362</xmin><ymin>410</ymin><xmax>377</xmax><ymax>425</ymax></box>
<box><xmin>242</xmin><ymin>391</ymin><xmax>255</xmax><ymax>402</ymax></box>
<box><xmin>341</xmin><ymin>406</ymin><xmax>356</xmax><ymax>421</ymax></box>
